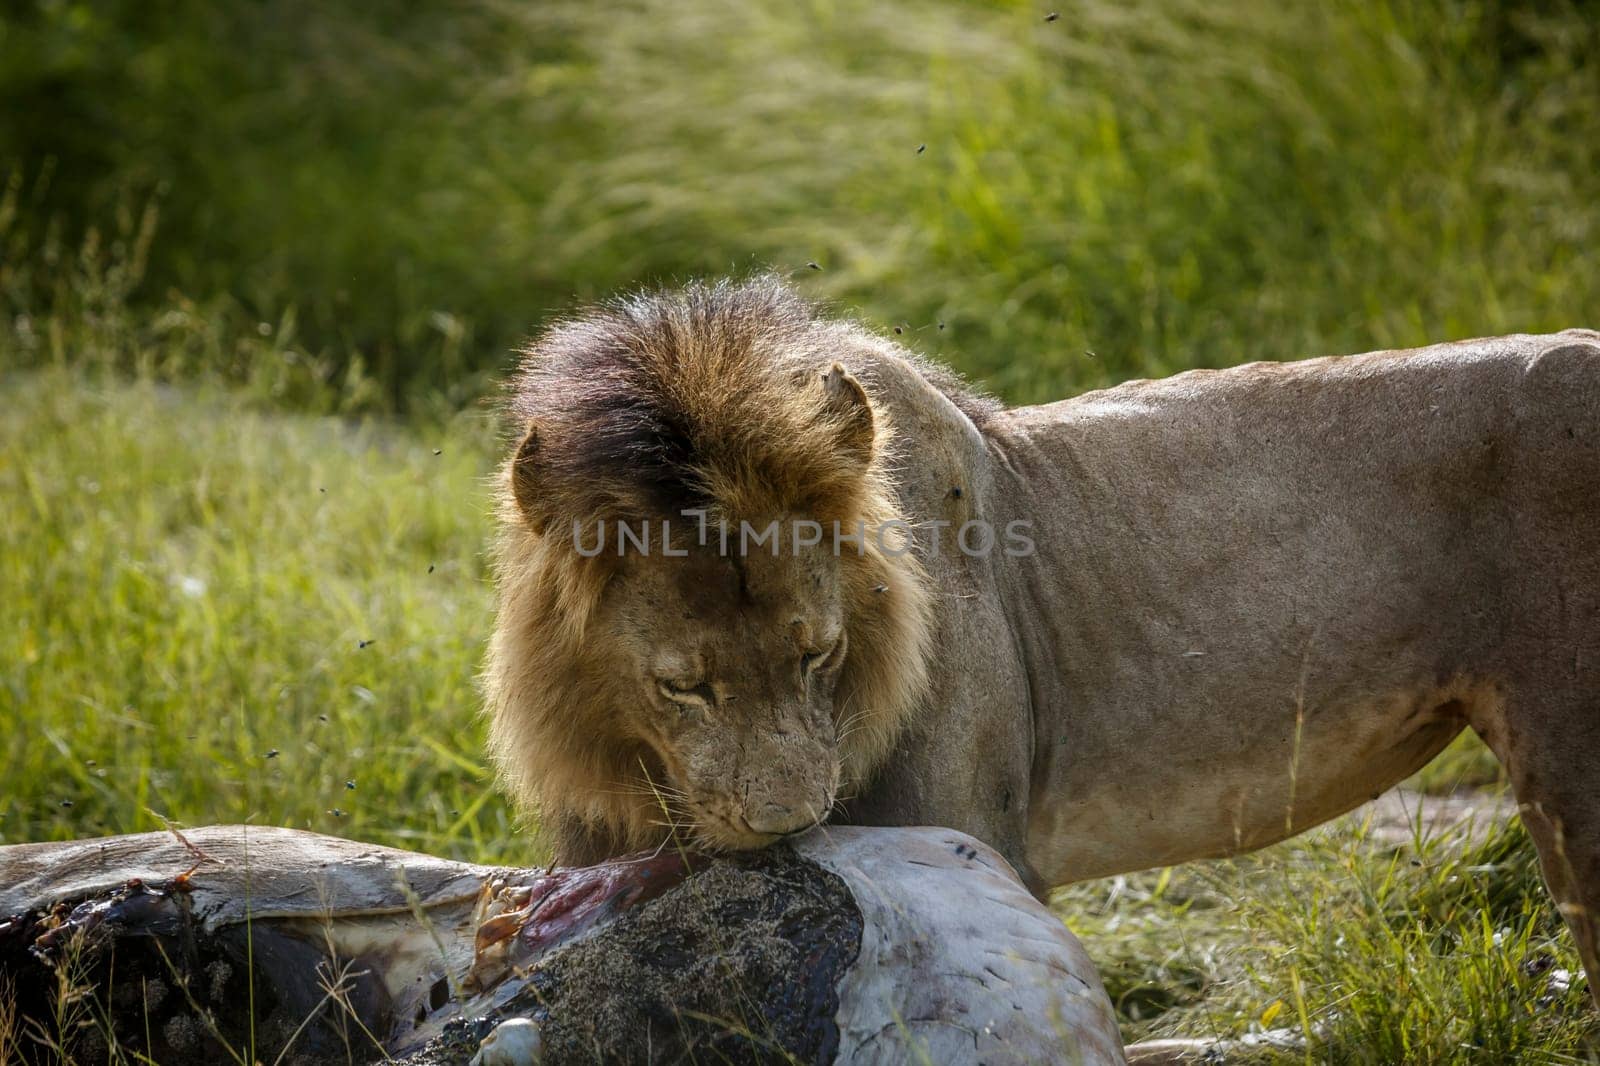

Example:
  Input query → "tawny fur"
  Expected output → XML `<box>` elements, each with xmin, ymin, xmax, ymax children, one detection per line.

<box><xmin>484</xmin><ymin>278</ymin><xmax>1600</xmax><ymax>1010</ymax></box>
<box><xmin>484</xmin><ymin>278</ymin><xmax>934</xmax><ymax>857</ymax></box>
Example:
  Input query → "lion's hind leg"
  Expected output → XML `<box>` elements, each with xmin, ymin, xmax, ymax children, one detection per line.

<box><xmin>1474</xmin><ymin>688</ymin><xmax>1600</xmax><ymax>1009</ymax></box>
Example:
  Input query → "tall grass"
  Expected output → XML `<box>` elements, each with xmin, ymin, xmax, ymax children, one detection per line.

<box><xmin>0</xmin><ymin>370</ymin><xmax>520</xmax><ymax>862</ymax></box>
<box><xmin>3</xmin><ymin>0</ymin><xmax>1597</xmax><ymax>407</ymax></box>
<box><xmin>1058</xmin><ymin>812</ymin><xmax>1597</xmax><ymax>1059</ymax></box>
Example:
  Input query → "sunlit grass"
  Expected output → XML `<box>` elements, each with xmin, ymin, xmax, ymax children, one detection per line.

<box><xmin>5</xmin><ymin>0</ymin><xmax>1597</xmax><ymax>408</ymax></box>
<box><xmin>0</xmin><ymin>370</ymin><xmax>526</xmax><ymax>863</ymax></box>
<box><xmin>1061</xmin><ymin>808</ymin><xmax>1598</xmax><ymax>1059</ymax></box>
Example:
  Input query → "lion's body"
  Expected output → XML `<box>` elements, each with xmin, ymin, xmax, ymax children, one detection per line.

<box><xmin>488</xmin><ymin>279</ymin><xmax>1600</xmax><ymax>1002</ymax></box>
<box><xmin>833</xmin><ymin>326</ymin><xmax>1600</xmax><ymax>1002</ymax></box>
<box><xmin>844</xmin><ymin>331</ymin><xmax>1595</xmax><ymax>863</ymax></box>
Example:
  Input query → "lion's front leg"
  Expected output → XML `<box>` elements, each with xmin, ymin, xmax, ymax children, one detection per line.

<box><xmin>839</xmin><ymin>772</ymin><xmax>1044</xmax><ymax>897</ymax></box>
<box><xmin>838</xmin><ymin>688</ymin><xmax>1041</xmax><ymax>894</ymax></box>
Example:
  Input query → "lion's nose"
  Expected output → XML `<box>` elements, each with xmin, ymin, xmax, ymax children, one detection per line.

<box><xmin>745</xmin><ymin>801</ymin><xmax>815</xmax><ymax>836</ymax></box>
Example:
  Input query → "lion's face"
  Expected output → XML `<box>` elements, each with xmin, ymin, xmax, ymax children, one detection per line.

<box><xmin>488</xmin><ymin>278</ymin><xmax>939</xmax><ymax>864</ymax></box>
<box><xmin>594</xmin><ymin>531</ymin><xmax>847</xmax><ymax>850</ymax></box>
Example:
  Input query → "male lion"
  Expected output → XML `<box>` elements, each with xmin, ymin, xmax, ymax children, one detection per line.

<box><xmin>486</xmin><ymin>277</ymin><xmax>1600</xmax><ymax>1003</ymax></box>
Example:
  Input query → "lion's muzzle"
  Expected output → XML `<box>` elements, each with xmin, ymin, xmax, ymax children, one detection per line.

<box><xmin>744</xmin><ymin>799</ymin><xmax>823</xmax><ymax>837</ymax></box>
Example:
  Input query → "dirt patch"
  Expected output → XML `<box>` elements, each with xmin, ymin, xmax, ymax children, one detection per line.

<box><xmin>1332</xmin><ymin>786</ymin><xmax>1515</xmax><ymax>848</ymax></box>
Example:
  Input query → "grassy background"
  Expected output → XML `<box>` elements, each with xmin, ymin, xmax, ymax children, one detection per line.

<box><xmin>3</xmin><ymin>0</ymin><xmax>1598</xmax><ymax>406</ymax></box>
<box><xmin>4</xmin><ymin>0</ymin><xmax>1600</xmax><ymax>1059</ymax></box>
<box><xmin>0</xmin><ymin>373</ymin><xmax>512</xmax><ymax>861</ymax></box>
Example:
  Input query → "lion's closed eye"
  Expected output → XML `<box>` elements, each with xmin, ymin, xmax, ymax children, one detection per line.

<box><xmin>658</xmin><ymin>678</ymin><xmax>717</xmax><ymax>706</ymax></box>
<box><xmin>801</xmin><ymin>634</ymin><xmax>847</xmax><ymax>678</ymax></box>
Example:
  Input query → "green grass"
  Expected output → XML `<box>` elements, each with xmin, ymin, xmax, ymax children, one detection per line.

<box><xmin>3</xmin><ymin>368</ymin><xmax>1596</xmax><ymax>1061</ymax></box>
<box><xmin>4</xmin><ymin>0</ymin><xmax>1598</xmax><ymax>407</ymax></box>
<box><xmin>1059</xmin><ymin>812</ymin><xmax>1598</xmax><ymax>1061</ymax></box>
<box><xmin>0</xmin><ymin>369</ymin><xmax>523</xmax><ymax>863</ymax></box>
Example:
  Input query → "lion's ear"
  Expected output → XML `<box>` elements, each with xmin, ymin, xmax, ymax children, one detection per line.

<box><xmin>819</xmin><ymin>363</ymin><xmax>876</xmax><ymax>470</ymax></box>
<box><xmin>509</xmin><ymin>425</ymin><xmax>550</xmax><ymax>533</ymax></box>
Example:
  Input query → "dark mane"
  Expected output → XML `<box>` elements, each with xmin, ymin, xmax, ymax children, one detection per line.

<box><xmin>505</xmin><ymin>275</ymin><xmax>996</xmax><ymax>526</ymax></box>
<box><xmin>486</xmin><ymin>277</ymin><xmax>943</xmax><ymax>847</ymax></box>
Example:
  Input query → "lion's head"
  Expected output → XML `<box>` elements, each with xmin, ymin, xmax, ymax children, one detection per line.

<box><xmin>485</xmin><ymin>278</ymin><xmax>935</xmax><ymax>857</ymax></box>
